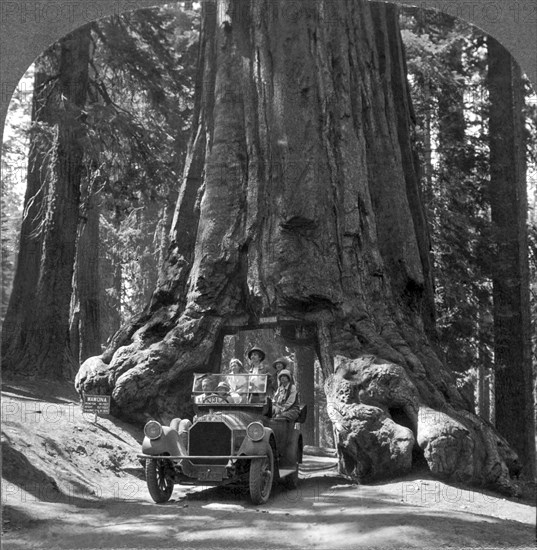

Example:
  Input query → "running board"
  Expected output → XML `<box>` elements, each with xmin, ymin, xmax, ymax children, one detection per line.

<box><xmin>279</xmin><ymin>468</ymin><xmax>296</xmax><ymax>477</ymax></box>
<box><xmin>138</xmin><ymin>454</ymin><xmax>265</xmax><ymax>460</ymax></box>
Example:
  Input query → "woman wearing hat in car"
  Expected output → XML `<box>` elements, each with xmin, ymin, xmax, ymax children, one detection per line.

<box><xmin>271</xmin><ymin>356</ymin><xmax>289</xmax><ymax>392</ymax></box>
<box><xmin>247</xmin><ymin>346</ymin><xmax>274</xmax><ymax>399</ymax></box>
<box><xmin>273</xmin><ymin>369</ymin><xmax>300</xmax><ymax>421</ymax></box>
<box><xmin>247</xmin><ymin>346</ymin><xmax>267</xmax><ymax>373</ymax></box>
<box><xmin>225</xmin><ymin>358</ymin><xmax>248</xmax><ymax>400</ymax></box>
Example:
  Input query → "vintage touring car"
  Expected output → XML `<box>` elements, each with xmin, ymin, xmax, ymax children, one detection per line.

<box><xmin>138</xmin><ymin>373</ymin><xmax>305</xmax><ymax>505</ymax></box>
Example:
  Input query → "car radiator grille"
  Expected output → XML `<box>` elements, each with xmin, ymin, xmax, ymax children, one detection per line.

<box><xmin>189</xmin><ymin>421</ymin><xmax>232</xmax><ymax>465</ymax></box>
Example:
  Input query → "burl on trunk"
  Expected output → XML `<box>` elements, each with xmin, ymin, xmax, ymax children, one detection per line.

<box><xmin>76</xmin><ymin>0</ymin><xmax>520</xmax><ymax>491</ymax></box>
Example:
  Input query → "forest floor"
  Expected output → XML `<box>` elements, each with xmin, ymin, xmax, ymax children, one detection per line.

<box><xmin>1</xmin><ymin>375</ymin><xmax>535</xmax><ymax>550</ymax></box>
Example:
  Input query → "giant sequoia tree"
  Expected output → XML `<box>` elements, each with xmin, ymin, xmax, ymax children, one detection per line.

<box><xmin>76</xmin><ymin>0</ymin><xmax>522</xmax><ymax>491</ymax></box>
<box><xmin>488</xmin><ymin>36</ymin><xmax>536</xmax><ymax>476</ymax></box>
<box><xmin>3</xmin><ymin>27</ymin><xmax>90</xmax><ymax>378</ymax></box>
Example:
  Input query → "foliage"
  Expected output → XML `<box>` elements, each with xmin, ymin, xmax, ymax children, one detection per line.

<box><xmin>85</xmin><ymin>5</ymin><xmax>198</xmax><ymax>331</ymax></box>
<box><xmin>525</xmin><ymin>90</ymin><xmax>537</xmax><ymax>406</ymax></box>
<box><xmin>401</xmin><ymin>7</ymin><xmax>536</xmax><ymax>415</ymax></box>
<box><xmin>1</xmin><ymin>69</ymin><xmax>32</xmax><ymax>321</ymax></box>
<box><xmin>1</xmin><ymin>163</ymin><xmax>23</xmax><ymax>321</ymax></box>
<box><xmin>1</xmin><ymin>4</ymin><xmax>199</xmax><ymax>346</ymax></box>
<box><xmin>401</xmin><ymin>9</ymin><xmax>491</xmax><ymax>380</ymax></box>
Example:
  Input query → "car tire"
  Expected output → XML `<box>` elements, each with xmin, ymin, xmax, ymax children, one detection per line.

<box><xmin>249</xmin><ymin>446</ymin><xmax>274</xmax><ymax>505</ymax></box>
<box><xmin>145</xmin><ymin>458</ymin><xmax>174</xmax><ymax>503</ymax></box>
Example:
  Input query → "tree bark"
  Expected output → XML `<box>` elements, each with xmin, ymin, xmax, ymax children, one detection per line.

<box><xmin>2</xmin><ymin>52</ymin><xmax>56</xmax><ymax>368</ymax></box>
<box><xmin>233</xmin><ymin>331</ymin><xmax>245</xmax><ymax>363</ymax></box>
<box><xmin>488</xmin><ymin>36</ymin><xmax>536</xmax><ymax>478</ymax></box>
<box><xmin>2</xmin><ymin>26</ymin><xmax>90</xmax><ymax>379</ymax></box>
<box><xmin>77</xmin><ymin>0</ymin><xmax>521</xmax><ymax>491</ymax></box>
<box><xmin>476</xmin><ymin>298</ymin><xmax>492</xmax><ymax>420</ymax></box>
<box><xmin>70</xmin><ymin>177</ymin><xmax>102</xmax><ymax>367</ymax></box>
<box><xmin>295</xmin><ymin>346</ymin><xmax>316</xmax><ymax>445</ymax></box>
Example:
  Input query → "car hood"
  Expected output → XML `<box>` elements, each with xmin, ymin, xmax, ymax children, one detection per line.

<box><xmin>195</xmin><ymin>409</ymin><xmax>262</xmax><ymax>429</ymax></box>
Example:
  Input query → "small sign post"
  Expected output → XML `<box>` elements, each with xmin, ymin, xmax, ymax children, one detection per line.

<box><xmin>82</xmin><ymin>394</ymin><xmax>111</xmax><ymax>423</ymax></box>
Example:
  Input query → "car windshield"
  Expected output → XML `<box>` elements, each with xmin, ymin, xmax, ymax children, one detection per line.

<box><xmin>192</xmin><ymin>373</ymin><xmax>267</xmax><ymax>404</ymax></box>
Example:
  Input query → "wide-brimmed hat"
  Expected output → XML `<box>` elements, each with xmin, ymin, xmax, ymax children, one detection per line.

<box><xmin>277</xmin><ymin>369</ymin><xmax>292</xmax><ymax>383</ymax></box>
<box><xmin>272</xmin><ymin>357</ymin><xmax>288</xmax><ymax>369</ymax></box>
<box><xmin>247</xmin><ymin>346</ymin><xmax>266</xmax><ymax>361</ymax></box>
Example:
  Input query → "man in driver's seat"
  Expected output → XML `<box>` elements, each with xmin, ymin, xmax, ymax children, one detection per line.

<box><xmin>194</xmin><ymin>376</ymin><xmax>217</xmax><ymax>403</ymax></box>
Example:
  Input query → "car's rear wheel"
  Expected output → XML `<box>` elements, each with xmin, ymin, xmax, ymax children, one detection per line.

<box><xmin>249</xmin><ymin>447</ymin><xmax>274</xmax><ymax>505</ymax></box>
<box><xmin>145</xmin><ymin>458</ymin><xmax>174</xmax><ymax>503</ymax></box>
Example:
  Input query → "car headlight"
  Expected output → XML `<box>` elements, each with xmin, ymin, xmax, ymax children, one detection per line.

<box><xmin>246</xmin><ymin>422</ymin><xmax>264</xmax><ymax>442</ymax></box>
<box><xmin>144</xmin><ymin>420</ymin><xmax>162</xmax><ymax>440</ymax></box>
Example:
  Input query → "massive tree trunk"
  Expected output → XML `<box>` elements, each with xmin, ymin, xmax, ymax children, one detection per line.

<box><xmin>2</xmin><ymin>26</ymin><xmax>90</xmax><ymax>379</ymax></box>
<box><xmin>70</xmin><ymin>177</ymin><xmax>102</xmax><ymax>368</ymax></box>
<box><xmin>77</xmin><ymin>0</ymin><xmax>520</xmax><ymax>491</ymax></box>
<box><xmin>2</xmin><ymin>56</ymin><xmax>52</xmax><ymax>366</ymax></box>
<box><xmin>488</xmin><ymin>36</ymin><xmax>536</xmax><ymax>478</ymax></box>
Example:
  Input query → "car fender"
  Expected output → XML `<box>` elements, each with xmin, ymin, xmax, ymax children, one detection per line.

<box><xmin>237</xmin><ymin>426</ymin><xmax>274</xmax><ymax>457</ymax></box>
<box><xmin>142</xmin><ymin>426</ymin><xmax>181</xmax><ymax>456</ymax></box>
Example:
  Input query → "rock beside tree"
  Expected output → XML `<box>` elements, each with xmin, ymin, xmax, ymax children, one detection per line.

<box><xmin>325</xmin><ymin>355</ymin><xmax>520</xmax><ymax>491</ymax></box>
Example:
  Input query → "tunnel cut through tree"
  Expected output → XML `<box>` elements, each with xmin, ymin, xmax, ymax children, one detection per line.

<box><xmin>77</xmin><ymin>0</ymin><xmax>522</xmax><ymax>491</ymax></box>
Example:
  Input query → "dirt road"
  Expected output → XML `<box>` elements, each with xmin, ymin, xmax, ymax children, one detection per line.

<box><xmin>3</xmin><ymin>459</ymin><xmax>535</xmax><ymax>549</ymax></box>
<box><xmin>1</xmin><ymin>378</ymin><xmax>535</xmax><ymax>549</ymax></box>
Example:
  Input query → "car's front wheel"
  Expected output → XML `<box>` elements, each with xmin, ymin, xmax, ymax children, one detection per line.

<box><xmin>249</xmin><ymin>447</ymin><xmax>274</xmax><ymax>505</ymax></box>
<box><xmin>145</xmin><ymin>458</ymin><xmax>174</xmax><ymax>503</ymax></box>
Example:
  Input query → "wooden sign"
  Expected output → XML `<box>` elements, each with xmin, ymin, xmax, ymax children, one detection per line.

<box><xmin>82</xmin><ymin>394</ymin><xmax>111</xmax><ymax>415</ymax></box>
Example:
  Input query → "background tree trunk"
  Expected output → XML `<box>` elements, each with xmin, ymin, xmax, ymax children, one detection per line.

<box><xmin>476</xmin><ymin>300</ymin><xmax>492</xmax><ymax>420</ymax></box>
<box><xmin>232</xmin><ymin>331</ymin><xmax>245</xmax><ymax>363</ymax></box>
<box><xmin>70</xmin><ymin>177</ymin><xmax>102</xmax><ymax>368</ymax></box>
<box><xmin>2</xmin><ymin>54</ymin><xmax>55</xmax><ymax>368</ymax></box>
<box><xmin>488</xmin><ymin>35</ymin><xmax>536</xmax><ymax>478</ymax></box>
<box><xmin>77</xmin><ymin>0</ymin><xmax>522</xmax><ymax>491</ymax></box>
<box><xmin>3</xmin><ymin>26</ymin><xmax>90</xmax><ymax>379</ymax></box>
<box><xmin>295</xmin><ymin>346</ymin><xmax>316</xmax><ymax>445</ymax></box>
